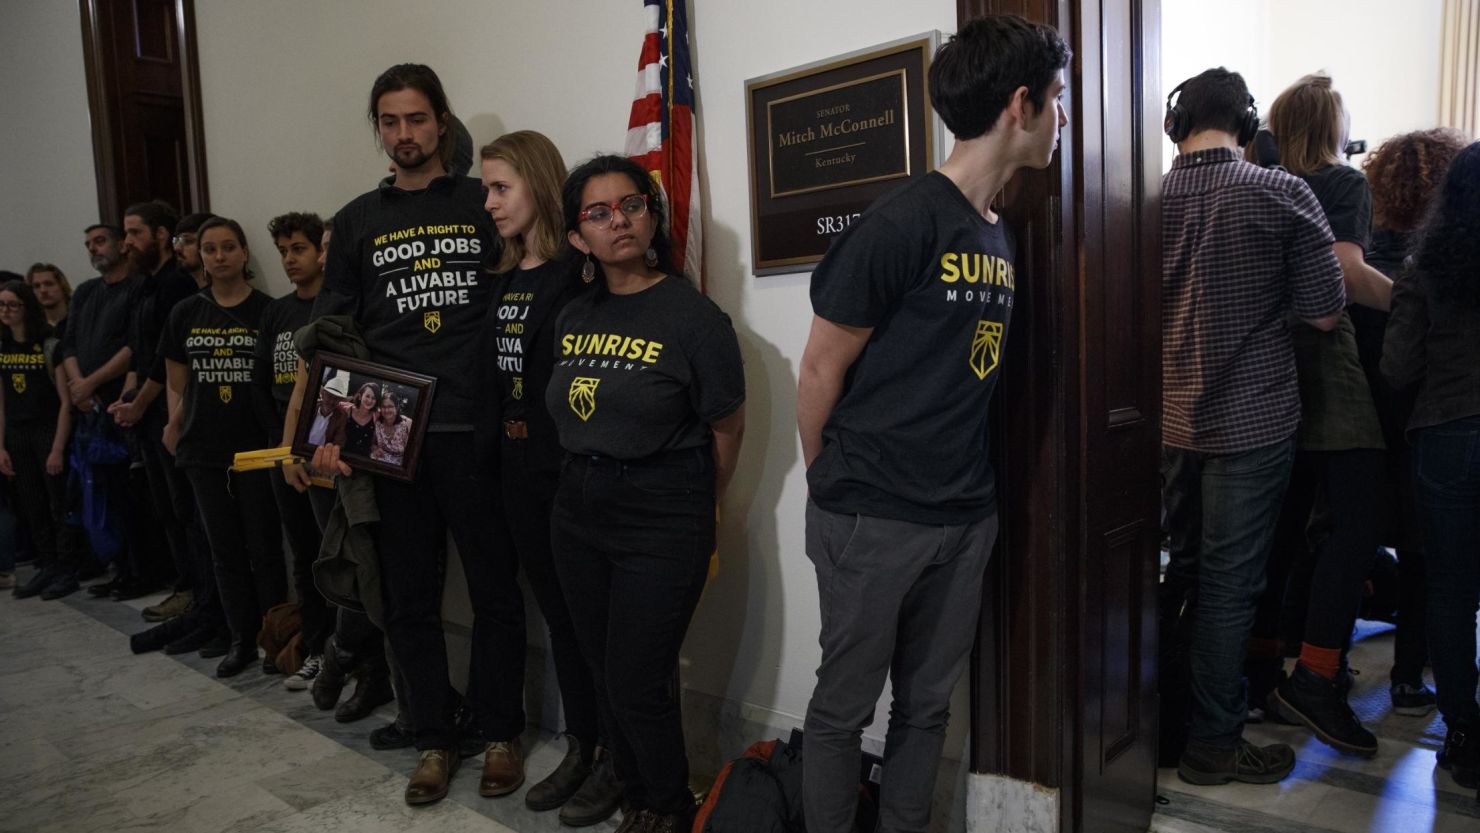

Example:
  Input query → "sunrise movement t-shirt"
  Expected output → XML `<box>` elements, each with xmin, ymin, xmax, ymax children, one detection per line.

<box><xmin>313</xmin><ymin>173</ymin><xmax>497</xmax><ymax>428</ymax></box>
<box><xmin>545</xmin><ymin>276</ymin><xmax>744</xmax><ymax>459</ymax></box>
<box><xmin>0</xmin><ymin>335</ymin><xmax>60</xmax><ymax>424</ymax></box>
<box><xmin>254</xmin><ymin>291</ymin><xmax>315</xmax><ymax>418</ymax></box>
<box><xmin>807</xmin><ymin>171</ymin><xmax>1016</xmax><ymax>525</ymax></box>
<box><xmin>161</xmin><ymin>290</ymin><xmax>271</xmax><ymax>467</ymax></box>
<box><xmin>493</xmin><ymin>264</ymin><xmax>548</xmax><ymax>419</ymax></box>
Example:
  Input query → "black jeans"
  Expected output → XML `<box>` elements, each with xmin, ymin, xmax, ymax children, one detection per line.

<box><xmin>269</xmin><ymin>469</ymin><xmax>332</xmax><ymax>655</ymax></box>
<box><xmin>186</xmin><ymin>466</ymin><xmax>286</xmax><ymax>644</ymax></box>
<box><xmin>502</xmin><ymin>440</ymin><xmax>600</xmax><ymax>748</ymax></box>
<box><xmin>552</xmin><ymin>448</ymin><xmax>715</xmax><ymax>815</ymax></box>
<box><xmin>375</xmin><ymin>431</ymin><xmax>525</xmax><ymax>750</ymax></box>
<box><xmin>4</xmin><ymin>420</ymin><xmax>87</xmax><ymax>572</ymax></box>
<box><xmin>138</xmin><ymin>406</ymin><xmax>200</xmax><ymax>591</ymax></box>
<box><xmin>1414</xmin><ymin>416</ymin><xmax>1480</xmax><ymax>727</ymax></box>
<box><xmin>1256</xmin><ymin>449</ymin><xmax>1382</xmax><ymax>653</ymax></box>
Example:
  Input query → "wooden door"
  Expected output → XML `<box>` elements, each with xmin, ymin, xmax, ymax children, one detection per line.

<box><xmin>961</xmin><ymin>1</ymin><xmax>1163</xmax><ymax>831</ymax></box>
<box><xmin>80</xmin><ymin>0</ymin><xmax>209</xmax><ymax>221</ymax></box>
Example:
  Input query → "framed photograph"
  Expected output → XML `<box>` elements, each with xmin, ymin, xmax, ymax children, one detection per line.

<box><xmin>292</xmin><ymin>352</ymin><xmax>436</xmax><ymax>482</ymax></box>
<box><xmin>746</xmin><ymin>32</ymin><xmax>944</xmax><ymax>275</ymax></box>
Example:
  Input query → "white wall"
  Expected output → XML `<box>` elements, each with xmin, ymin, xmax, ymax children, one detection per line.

<box><xmin>193</xmin><ymin>0</ymin><xmax>958</xmax><ymax>750</ymax></box>
<box><xmin>0</xmin><ymin>0</ymin><xmax>98</xmax><ymax>284</ymax></box>
<box><xmin>1161</xmin><ymin>0</ymin><xmax>1446</xmax><ymax>171</ymax></box>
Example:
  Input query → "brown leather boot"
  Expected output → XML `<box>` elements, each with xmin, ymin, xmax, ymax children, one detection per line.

<box><xmin>479</xmin><ymin>738</ymin><xmax>526</xmax><ymax>797</ymax></box>
<box><xmin>405</xmin><ymin>749</ymin><xmax>459</xmax><ymax>805</ymax></box>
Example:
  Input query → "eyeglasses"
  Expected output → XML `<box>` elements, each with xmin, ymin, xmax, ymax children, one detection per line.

<box><xmin>0</xmin><ymin>301</ymin><xmax>23</xmax><ymax>311</ymax></box>
<box><xmin>172</xmin><ymin>234</ymin><xmax>197</xmax><ymax>247</ymax></box>
<box><xmin>577</xmin><ymin>194</ymin><xmax>649</xmax><ymax>228</ymax></box>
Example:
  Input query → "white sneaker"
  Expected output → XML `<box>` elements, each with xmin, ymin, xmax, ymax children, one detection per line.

<box><xmin>284</xmin><ymin>655</ymin><xmax>323</xmax><ymax>690</ymax></box>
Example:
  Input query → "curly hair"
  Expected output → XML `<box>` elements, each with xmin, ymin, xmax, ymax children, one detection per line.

<box><xmin>1362</xmin><ymin>129</ymin><xmax>1468</xmax><ymax>232</ymax></box>
<box><xmin>1414</xmin><ymin>141</ymin><xmax>1480</xmax><ymax>307</ymax></box>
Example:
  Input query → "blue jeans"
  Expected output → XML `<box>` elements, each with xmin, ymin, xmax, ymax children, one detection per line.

<box><xmin>1162</xmin><ymin>436</ymin><xmax>1296</xmax><ymax>748</ymax></box>
<box><xmin>1414</xmin><ymin>415</ymin><xmax>1480</xmax><ymax>727</ymax></box>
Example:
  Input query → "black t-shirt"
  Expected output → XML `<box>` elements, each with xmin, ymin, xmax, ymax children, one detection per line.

<box><xmin>546</xmin><ymin>276</ymin><xmax>744</xmax><ymax>459</ymax></box>
<box><xmin>0</xmin><ymin>335</ymin><xmax>60</xmax><ymax>424</ymax></box>
<box><xmin>254</xmin><ymin>291</ymin><xmax>316</xmax><ymax>416</ymax></box>
<box><xmin>494</xmin><ymin>265</ymin><xmax>548</xmax><ymax>418</ymax></box>
<box><xmin>313</xmin><ymin>173</ymin><xmax>497</xmax><ymax>428</ymax></box>
<box><xmin>1302</xmin><ymin>164</ymin><xmax>1372</xmax><ymax>249</ymax></box>
<box><xmin>341</xmin><ymin>411</ymin><xmax>376</xmax><ymax>456</ymax></box>
<box><xmin>161</xmin><ymin>290</ymin><xmax>272</xmax><ymax>467</ymax></box>
<box><xmin>130</xmin><ymin>259</ymin><xmax>198</xmax><ymax>385</ymax></box>
<box><xmin>807</xmin><ymin>171</ymin><xmax>1016</xmax><ymax>524</ymax></box>
<box><xmin>61</xmin><ymin>274</ymin><xmax>138</xmax><ymax>405</ymax></box>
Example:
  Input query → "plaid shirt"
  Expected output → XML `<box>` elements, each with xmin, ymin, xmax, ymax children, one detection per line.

<box><xmin>1161</xmin><ymin>148</ymin><xmax>1345</xmax><ymax>453</ymax></box>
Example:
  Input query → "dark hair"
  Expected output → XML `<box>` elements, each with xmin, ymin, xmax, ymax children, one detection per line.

<box><xmin>562</xmin><ymin>155</ymin><xmax>676</xmax><ymax>284</ymax></box>
<box><xmin>1413</xmin><ymin>141</ymin><xmax>1480</xmax><ymax>307</ymax></box>
<box><xmin>368</xmin><ymin>63</ymin><xmax>455</xmax><ymax>169</ymax></box>
<box><xmin>928</xmin><ymin>14</ymin><xmax>1071</xmax><ymax>140</ymax></box>
<box><xmin>377</xmin><ymin>392</ymin><xmax>403</xmax><ymax>424</ymax></box>
<box><xmin>0</xmin><ymin>279</ymin><xmax>53</xmax><ymax>344</ymax></box>
<box><xmin>123</xmin><ymin>200</ymin><xmax>180</xmax><ymax>236</ymax></box>
<box><xmin>353</xmin><ymin>382</ymin><xmax>380</xmax><ymax>410</ymax></box>
<box><xmin>1363</xmin><ymin>129</ymin><xmax>1468</xmax><ymax>233</ymax></box>
<box><xmin>176</xmin><ymin>212</ymin><xmax>217</xmax><ymax>237</ymax></box>
<box><xmin>196</xmin><ymin>217</ymin><xmax>255</xmax><ymax>281</ymax></box>
<box><xmin>26</xmin><ymin>263</ymin><xmax>72</xmax><ymax>300</ymax></box>
<box><xmin>323</xmin><ymin>214</ymin><xmax>335</xmax><ymax>235</ymax></box>
<box><xmin>267</xmin><ymin>212</ymin><xmax>326</xmax><ymax>249</ymax></box>
<box><xmin>1173</xmin><ymin>68</ymin><xmax>1252</xmax><ymax>140</ymax></box>
<box><xmin>83</xmin><ymin>223</ymin><xmax>123</xmax><ymax>240</ymax></box>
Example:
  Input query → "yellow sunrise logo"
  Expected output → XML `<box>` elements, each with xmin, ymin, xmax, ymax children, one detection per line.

<box><xmin>568</xmin><ymin>376</ymin><xmax>600</xmax><ymax>422</ymax></box>
<box><xmin>424</xmin><ymin>310</ymin><xmax>442</xmax><ymax>334</ymax></box>
<box><xmin>219</xmin><ymin>385</ymin><xmax>233</xmax><ymax>404</ymax></box>
<box><xmin>970</xmin><ymin>320</ymin><xmax>1003</xmax><ymax>380</ymax></box>
<box><xmin>11</xmin><ymin>373</ymin><xmax>25</xmax><ymax>394</ymax></box>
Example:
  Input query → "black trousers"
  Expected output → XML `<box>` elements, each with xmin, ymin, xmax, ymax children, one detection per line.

<box><xmin>269</xmin><ymin>468</ymin><xmax>332</xmax><ymax>655</ymax></box>
<box><xmin>186</xmin><ymin>466</ymin><xmax>286</xmax><ymax>644</ymax></box>
<box><xmin>139</xmin><ymin>406</ymin><xmax>208</xmax><ymax>592</ymax></box>
<box><xmin>501</xmin><ymin>440</ymin><xmax>600</xmax><ymax>748</ymax></box>
<box><xmin>552</xmin><ymin>448</ymin><xmax>715</xmax><ymax>815</ymax></box>
<box><xmin>1256</xmin><ymin>449</ymin><xmax>1383</xmax><ymax>652</ymax></box>
<box><xmin>4</xmin><ymin>420</ymin><xmax>87</xmax><ymax>572</ymax></box>
<box><xmin>375</xmin><ymin>431</ymin><xmax>525</xmax><ymax>750</ymax></box>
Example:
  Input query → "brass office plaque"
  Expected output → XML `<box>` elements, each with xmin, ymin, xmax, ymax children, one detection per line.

<box><xmin>766</xmin><ymin>70</ymin><xmax>909</xmax><ymax>198</ymax></box>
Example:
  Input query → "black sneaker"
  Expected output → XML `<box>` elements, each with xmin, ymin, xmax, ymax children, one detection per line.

<box><xmin>1271</xmin><ymin>663</ymin><xmax>1378</xmax><ymax>757</ymax></box>
<box><xmin>1177</xmin><ymin>739</ymin><xmax>1297</xmax><ymax>785</ymax></box>
<box><xmin>14</xmin><ymin>565</ymin><xmax>60</xmax><ymax>599</ymax></box>
<box><xmin>1390</xmin><ymin>682</ymin><xmax>1437</xmax><ymax>717</ymax></box>
<box><xmin>39</xmin><ymin>574</ymin><xmax>80</xmax><ymax>601</ymax></box>
<box><xmin>1438</xmin><ymin>725</ymin><xmax>1479</xmax><ymax>789</ymax></box>
<box><xmin>560</xmin><ymin>748</ymin><xmax>625</xmax><ymax>825</ymax></box>
<box><xmin>87</xmin><ymin>577</ymin><xmax>120</xmax><ymax>597</ymax></box>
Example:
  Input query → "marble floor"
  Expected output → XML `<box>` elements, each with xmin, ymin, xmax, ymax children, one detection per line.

<box><xmin>2</xmin><ymin>572</ymin><xmax>1477</xmax><ymax>833</ymax></box>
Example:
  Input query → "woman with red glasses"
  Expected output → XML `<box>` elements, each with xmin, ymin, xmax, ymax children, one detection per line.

<box><xmin>548</xmin><ymin>155</ymin><xmax>745</xmax><ymax>833</ymax></box>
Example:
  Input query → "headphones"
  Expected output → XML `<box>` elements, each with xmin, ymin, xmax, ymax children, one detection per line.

<box><xmin>1164</xmin><ymin>81</ymin><xmax>1260</xmax><ymax>146</ymax></box>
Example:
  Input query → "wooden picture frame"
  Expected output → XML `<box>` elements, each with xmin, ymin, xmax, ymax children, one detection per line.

<box><xmin>292</xmin><ymin>353</ymin><xmax>436</xmax><ymax>482</ymax></box>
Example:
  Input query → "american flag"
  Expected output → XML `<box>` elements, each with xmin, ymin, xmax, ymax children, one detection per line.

<box><xmin>624</xmin><ymin>0</ymin><xmax>702</xmax><ymax>289</ymax></box>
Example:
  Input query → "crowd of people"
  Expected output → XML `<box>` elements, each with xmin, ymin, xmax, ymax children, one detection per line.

<box><xmin>1160</xmin><ymin>67</ymin><xmax>1480</xmax><ymax>797</ymax></box>
<box><xmin>1</xmin><ymin>11</ymin><xmax>1477</xmax><ymax>833</ymax></box>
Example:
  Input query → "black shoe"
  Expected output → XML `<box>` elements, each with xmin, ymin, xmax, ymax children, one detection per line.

<box><xmin>1391</xmin><ymin>682</ymin><xmax>1437</xmax><ymax>717</ymax></box>
<box><xmin>111</xmin><ymin>577</ymin><xmax>157</xmax><ymax>601</ymax></box>
<box><xmin>164</xmin><ymin>626</ymin><xmax>216</xmax><ymax>656</ymax></box>
<box><xmin>1177</xmin><ymin>739</ymin><xmax>1297</xmax><ymax>785</ymax></box>
<box><xmin>560</xmin><ymin>748</ymin><xmax>625</xmax><ymax>826</ymax></box>
<box><xmin>76</xmin><ymin>560</ymin><xmax>106</xmax><ymax>582</ymax></box>
<box><xmin>369</xmin><ymin>718</ymin><xmax>417</xmax><ymax>750</ymax></box>
<box><xmin>335</xmin><ymin>674</ymin><xmax>394</xmax><ymax>723</ymax></box>
<box><xmin>527</xmin><ymin>735</ymin><xmax>592</xmax><ymax>811</ymax></box>
<box><xmin>87</xmin><ymin>578</ymin><xmax>120</xmax><ymax>597</ymax></box>
<box><xmin>1271</xmin><ymin>663</ymin><xmax>1378</xmax><ymax>757</ymax></box>
<box><xmin>454</xmin><ymin>702</ymin><xmax>485</xmax><ymax>760</ymax></box>
<box><xmin>39</xmin><ymin>574</ymin><xmax>80</xmax><ymax>601</ymax></box>
<box><xmin>262</xmin><ymin>657</ymin><xmax>279</xmax><ymax>675</ymax></box>
<box><xmin>1438</xmin><ymin>725</ymin><xmax>1479</xmax><ymax>789</ymax></box>
<box><xmin>215</xmin><ymin>642</ymin><xmax>258</xmax><ymax>678</ymax></box>
<box><xmin>198</xmin><ymin>633</ymin><xmax>232</xmax><ymax>659</ymax></box>
<box><xmin>15</xmin><ymin>566</ymin><xmax>60</xmax><ymax>599</ymax></box>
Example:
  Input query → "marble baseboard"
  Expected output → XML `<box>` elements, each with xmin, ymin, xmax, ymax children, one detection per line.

<box><xmin>965</xmin><ymin>772</ymin><xmax>1059</xmax><ymax>833</ymax></box>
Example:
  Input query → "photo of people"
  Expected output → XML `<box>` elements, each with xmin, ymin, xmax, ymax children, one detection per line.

<box><xmin>292</xmin><ymin>354</ymin><xmax>434</xmax><ymax>480</ymax></box>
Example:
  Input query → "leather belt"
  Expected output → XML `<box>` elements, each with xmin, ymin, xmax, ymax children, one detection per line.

<box><xmin>503</xmin><ymin>420</ymin><xmax>529</xmax><ymax>440</ymax></box>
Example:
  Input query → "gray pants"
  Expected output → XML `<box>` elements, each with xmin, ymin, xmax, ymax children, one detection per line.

<box><xmin>802</xmin><ymin>499</ymin><xmax>998</xmax><ymax>833</ymax></box>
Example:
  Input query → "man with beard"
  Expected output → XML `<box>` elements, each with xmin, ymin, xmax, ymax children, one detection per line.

<box><xmin>172</xmin><ymin>212</ymin><xmax>215</xmax><ymax>290</ymax></box>
<box><xmin>308</xmin><ymin>63</ymin><xmax>519</xmax><ymax>806</ymax></box>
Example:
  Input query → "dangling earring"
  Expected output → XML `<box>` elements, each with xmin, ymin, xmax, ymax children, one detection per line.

<box><xmin>644</xmin><ymin>247</ymin><xmax>658</xmax><ymax>268</ymax></box>
<box><xmin>581</xmin><ymin>256</ymin><xmax>596</xmax><ymax>283</ymax></box>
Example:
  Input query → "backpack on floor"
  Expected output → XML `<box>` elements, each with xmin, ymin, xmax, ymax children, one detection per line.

<box><xmin>694</xmin><ymin>730</ymin><xmax>878</xmax><ymax>833</ymax></box>
<box><xmin>258</xmin><ymin>602</ymin><xmax>304</xmax><ymax>674</ymax></box>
